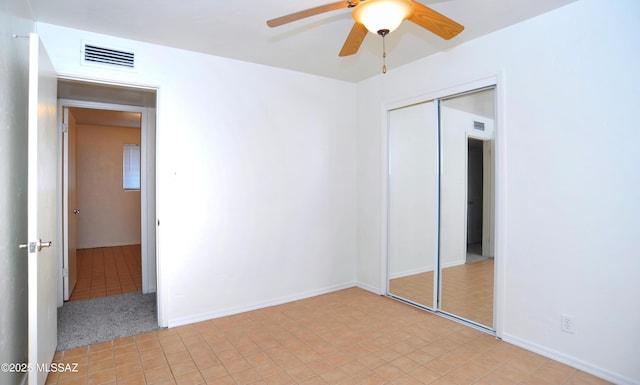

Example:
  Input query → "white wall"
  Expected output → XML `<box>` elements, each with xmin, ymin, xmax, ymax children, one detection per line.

<box><xmin>37</xmin><ymin>23</ymin><xmax>358</xmax><ymax>327</ymax></box>
<box><xmin>356</xmin><ymin>1</ymin><xmax>640</xmax><ymax>384</ymax></box>
<box><xmin>76</xmin><ymin>124</ymin><xmax>141</xmax><ymax>248</ymax></box>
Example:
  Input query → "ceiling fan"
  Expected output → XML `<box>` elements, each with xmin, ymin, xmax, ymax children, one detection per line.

<box><xmin>266</xmin><ymin>0</ymin><xmax>464</xmax><ymax>57</ymax></box>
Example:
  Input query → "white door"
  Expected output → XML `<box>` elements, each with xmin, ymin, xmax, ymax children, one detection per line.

<box><xmin>26</xmin><ymin>33</ymin><xmax>58</xmax><ymax>385</ymax></box>
<box><xmin>63</xmin><ymin>107</ymin><xmax>78</xmax><ymax>300</ymax></box>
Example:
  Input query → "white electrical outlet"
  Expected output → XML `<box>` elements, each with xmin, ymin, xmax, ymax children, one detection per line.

<box><xmin>561</xmin><ymin>314</ymin><xmax>575</xmax><ymax>334</ymax></box>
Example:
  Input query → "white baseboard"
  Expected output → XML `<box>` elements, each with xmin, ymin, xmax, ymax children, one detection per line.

<box><xmin>77</xmin><ymin>241</ymin><xmax>141</xmax><ymax>249</ymax></box>
<box><xmin>142</xmin><ymin>285</ymin><xmax>156</xmax><ymax>294</ymax></box>
<box><xmin>167</xmin><ymin>282</ymin><xmax>357</xmax><ymax>328</ymax></box>
<box><xmin>388</xmin><ymin>259</ymin><xmax>466</xmax><ymax>280</ymax></box>
<box><xmin>76</xmin><ymin>241</ymin><xmax>140</xmax><ymax>249</ymax></box>
<box><xmin>388</xmin><ymin>266</ymin><xmax>434</xmax><ymax>280</ymax></box>
<box><xmin>355</xmin><ymin>281</ymin><xmax>383</xmax><ymax>295</ymax></box>
<box><xmin>502</xmin><ymin>333</ymin><xmax>638</xmax><ymax>385</ymax></box>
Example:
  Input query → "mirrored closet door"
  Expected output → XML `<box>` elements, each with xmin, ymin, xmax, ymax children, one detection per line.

<box><xmin>439</xmin><ymin>88</ymin><xmax>495</xmax><ymax>329</ymax></box>
<box><xmin>387</xmin><ymin>101</ymin><xmax>438</xmax><ymax>309</ymax></box>
<box><xmin>387</xmin><ymin>87</ymin><xmax>496</xmax><ymax>330</ymax></box>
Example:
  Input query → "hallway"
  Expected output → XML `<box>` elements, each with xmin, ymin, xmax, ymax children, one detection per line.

<box><xmin>70</xmin><ymin>245</ymin><xmax>142</xmax><ymax>301</ymax></box>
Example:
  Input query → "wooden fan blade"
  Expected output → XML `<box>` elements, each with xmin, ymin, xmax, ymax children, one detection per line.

<box><xmin>339</xmin><ymin>22</ymin><xmax>368</xmax><ymax>57</ymax></box>
<box><xmin>267</xmin><ymin>1</ymin><xmax>351</xmax><ymax>27</ymax></box>
<box><xmin>408</xmin><ymin>1</ymin><xmax>464</xmax><ymax>40</ymax></box>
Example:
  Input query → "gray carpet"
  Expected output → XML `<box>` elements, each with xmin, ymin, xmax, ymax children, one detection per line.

<box><xmin>466</xmin><ymin>242</ymin><xmax>489</xmax><ymax>263</ymax></box>
<box><xmin>57</xmin><ymin>292</ymin><xmax>159</xmax><ymax>351</ymax></box>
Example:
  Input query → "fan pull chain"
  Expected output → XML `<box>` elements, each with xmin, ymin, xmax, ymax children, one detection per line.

<box><xmin>377</xmin><ymin>29</ymin><xmax>390</xmax><ymax>74</ymax></box>
<box><xmin>382</xmin><ymin>34</ymin><xmax>387</xmax><ymax>74</ymax></box>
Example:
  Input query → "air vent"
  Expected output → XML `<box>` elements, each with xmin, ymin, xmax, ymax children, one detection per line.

<box><xmin>83</xmin><ymin>44</ymin><xmax>135</xmax><ymax>69</ymax></box>
<box><xmin>473</xmin><ymin>121</ymin><xmax>485</xmax><ymax>131</ymax></box>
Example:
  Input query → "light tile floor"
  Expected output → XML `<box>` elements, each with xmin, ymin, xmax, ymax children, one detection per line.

<box><xmin>70</xmin><ymin>245</ymin><xmax>142</xmax><ymax>301</ymax></box>
<box><xmin>440</xmin><ymin>259</ymin><xmax>493</xmax><ymax>327</ymax></box>
<box><xmin>47</xmin><ymin>288</ymin><xmax>610</xmax><ymax>385</ymax></box>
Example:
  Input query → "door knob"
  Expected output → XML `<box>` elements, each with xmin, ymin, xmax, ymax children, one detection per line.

<box><xmin>73</xmin><ymin>209</ymin><xmax>80</xmax><ymax>214</ymax></box>
<box><xmin>38</xmin><ymin>240</ymin><xmax>52</xmax><ymax>250</ymax></box>
<box><xmin>18</xmin><ymin>239</ymin><xmax>52</xmax><ymax>252</ymax></box>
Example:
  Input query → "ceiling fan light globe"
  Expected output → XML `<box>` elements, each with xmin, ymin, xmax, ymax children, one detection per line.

<box><xmin>352</xmin><ymin>0</ymin><xmax>413</xmax><ymax>34</ymax></box>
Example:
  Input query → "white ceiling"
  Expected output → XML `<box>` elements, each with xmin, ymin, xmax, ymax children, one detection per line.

<box><xmin>28</xmin><ymin>0</ymin><xmax>576</xmax><ymax>82</ymax></box>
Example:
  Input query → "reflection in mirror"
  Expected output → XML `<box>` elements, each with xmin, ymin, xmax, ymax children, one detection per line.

<box><xmin>387</xmin><ymin>101</ymin><xmax>438</xmax><ymax>309</ymax></box>
<box><xmin>439</xmin><ymin>88</ymin><xmax>495</xmax><ymax>328</ymax></box>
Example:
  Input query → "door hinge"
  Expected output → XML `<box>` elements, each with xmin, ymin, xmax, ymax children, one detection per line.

<box><xmin>63</xmin><ymin>268</ymin><xmax>69</xmax><ymax>277</ymax></box>
<box><xmin>62</xmin><ymin>123</ymin><xmax>68</xmax><ymax>133</ymax></box>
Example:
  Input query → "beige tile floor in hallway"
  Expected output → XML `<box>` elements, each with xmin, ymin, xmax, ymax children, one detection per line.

<box><xmin>70</xmin><ymin>245</ymin><xmax>142</xmax><ymax>301</ymax></box>
<box><xmin>47</xmin><ymin>288</ymin><xmax>610</xmax><ymax>385</ymax></box>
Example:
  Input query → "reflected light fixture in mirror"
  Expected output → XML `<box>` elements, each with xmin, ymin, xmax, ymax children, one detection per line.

<box><xmin>352</xmin><ymin>0</ymin><xmax>414</xmax><ymax>34</ymax></box>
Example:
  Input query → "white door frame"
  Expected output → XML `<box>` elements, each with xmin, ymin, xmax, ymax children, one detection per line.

<box><xmin>56</xmin><ymin>99</ymin><xmax>156</xmax><ymax>307</ymax></box>
<box><xmin>61</xmin><ymin>106</ymin><xmax>78</xmax><ymax>301</ymax></box>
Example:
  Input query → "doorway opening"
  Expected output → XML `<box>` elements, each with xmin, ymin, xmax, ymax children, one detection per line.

<box><xmin>57</xmin><ymin>79</ymin><xmax>158</xmax><ymax>350</ymax></box>
<box><xmin>466</xmin><ymin>138</ymin><xmax>485</xmax><ymax>263</ymax></box>
<box><xmin>65</xmin><ymin>107</ymin><xmax>143</xmax><ymax>301</ymax></box>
